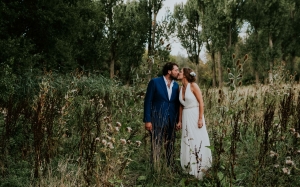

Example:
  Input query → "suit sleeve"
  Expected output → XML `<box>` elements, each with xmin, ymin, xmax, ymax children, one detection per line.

<box><xmin>143</xmin><ymin>79</ymin><xmax>155</xmax><ymax>123</ymax></box>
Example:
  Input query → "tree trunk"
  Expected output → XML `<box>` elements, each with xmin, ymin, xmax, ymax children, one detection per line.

<box><xmin>290</xmin><ymin>53</ymin><xmax>296</xmax><ymax>75</ymax></box>
<box><xmin>211</xmin><ymin>51</ymin><xmax>216</xmax><ymax>87</ymax></box>
<box><xmin>148</xmin><ymin>8</ymin><xmax>157</xmax><ymax>79</ymax></box>
<box><xmin>255</xmin><ymin>71</ymin><xmax>259</xmax><ymax>85</ymax></box>
<box><xmin>151</xmin><ymin>13</ymin><xmax>157</xmax><ymax>56</ymax></box>
<box><xmin>217</xmin><ymin>51</ymin><xmax>223</xmax><ymax>87</ymax></box>
<box><xmin>110</xmin><ymin>41</ymin><xmax>116</xmax><ymax>79</ymax></box>
<box><xmin>268</xmin><ymin>34</ymin><xmax>273</xmax><ymax>84</ymax></box>
<box><xmin>228</xmin><ymin>24</ymin><xmax>232</xmax><ymax>48</ymax></box>
<box><xmin>147</xmin><ymin>0</ymin><xmax>152</xmax><ymax>54</ymax></box>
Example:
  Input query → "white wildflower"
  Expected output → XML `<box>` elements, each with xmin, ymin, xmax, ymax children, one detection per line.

<box><xmin>101</xmin><ymin>139</ymin><xmax>107</xmax><ymax>146</ymax></box>
<box><xmin>136</xmin><ymin>140</ymin><xmax>142</xmax><ymax>147</ymax></box>
<box><xmin>126</xmin><ymin>127</ymin><xmax>132</xmax><ymax>133</ymax></box>
<box><xmin>120</xmin><ymin>139</ymin><xmax>126</xmax><ymax>145</ymax></box>
<box><xmin>95</xmin><ymin>137</ymin><xmax>100</xmax><ymax>142</ymax></box>
<box><xmin>286</xmin><ymin>160</ymin><xmax>294</xmax><ymax>165</ymax></box>
<box><xmin>115</xmin><ymin>127</ymin><xmax>119</xmax><ymax>132</ymax></box>
<box><xmin>116</xmin><ymin>122</ymin><xmax>122</xmax><ymax>127</ymax></box>
<box><xmin>270</xmin><ymin>150</ymin><xmax>278</xmax><ymax>157</ymax></box>
<box><xmin>107</xmin><ymin>142</ymin><xmax>114</xmax><ymax>149</ymax></box>
<box><xmin>289</xmin><ymin>128</ymin><xmax>295</xmax><ymax>133</ymax></box>
<box><xmin>282</xmin><ymin>167</ymin><xmax>290</xmax><ymax>175</ymax></box>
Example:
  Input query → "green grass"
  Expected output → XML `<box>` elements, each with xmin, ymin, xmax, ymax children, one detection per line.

<box><xmin>1</xmin><ymin>65</ymin><xmax>300</xmax><ymax>186</ymax></box>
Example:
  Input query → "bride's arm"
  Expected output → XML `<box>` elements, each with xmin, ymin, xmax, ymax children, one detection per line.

<box><xmin>176</xmin><ymin>86</ymin><xmax>183</xmax><ymax>130</ymax></box>
<box><xmin>191</xmin><ymin>83</ymin><xmax>204</xmax><ymax>128</ymax></box>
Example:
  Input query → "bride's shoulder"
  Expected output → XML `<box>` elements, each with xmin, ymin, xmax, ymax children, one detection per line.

<box><xmin>190</xmin><ymin>82</ymin><xmax>200</xmax><ymax>91</ymax></box>
<box><xmin>190</xmin><ymin>82</ymin><xmax>199</xmax><ymax>88</ymax></box>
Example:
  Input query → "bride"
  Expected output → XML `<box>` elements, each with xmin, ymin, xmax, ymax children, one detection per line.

<box><xmin>176</xmin><ymin>67</ymin><xmax>212</xmax><ymax>179</ymax></box>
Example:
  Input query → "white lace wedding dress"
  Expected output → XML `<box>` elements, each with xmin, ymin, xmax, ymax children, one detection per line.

<box><xmin>179</xmin><ymin>83</ymin><xmax>212</xmax><ymax>179</ymax></box>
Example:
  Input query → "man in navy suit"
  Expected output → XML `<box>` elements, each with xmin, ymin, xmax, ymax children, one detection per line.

<box><xmin>143</xmin><ymin>62</ymin><xmax>180</xmax><ymax>167</ymax></box>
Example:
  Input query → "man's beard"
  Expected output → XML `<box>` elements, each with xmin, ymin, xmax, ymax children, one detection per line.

<box><xmin>170</xmin><ymin>74</ymin><xmax>178</xmax><ymax>80</ymax></box>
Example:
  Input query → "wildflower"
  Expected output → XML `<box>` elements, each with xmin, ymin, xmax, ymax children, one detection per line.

<box><xmin>286</xmin><ymin>160</ymin><xmax>294</xmax><ymax>165</ymax></box>
<box><xmin>101</xmin><ymin>139</ymin><xmax>107</xmax><ymax>146</ymax></box>
<box><xmin>127</xmin><ymin>140</ymin><xmax>131</xmax><ymax>144</ymax></box>
<box><xmin>126</xmin><ymin>127</ymin><xmax>132</xmax><ymax>133</ymax></box>
<box><xmin>116</xmin><ymin>122</ymin><xmax>122</xmax><ymax>127</ymax></box>
<box><xmin>232</xmin><ymin>53</ymin><xmax>236</xmax><ymax>59</ymax></box>
<box><xmin>106</xmin><ymin>136</ymin><xmax>112</xmax><ymax>140</ymax></box>
<box><xmin>115</xmin><ymin>127</ymin><xmax>119</xmax><ymax>132</ymax></box>
<box><xmin>120</xmin><ymin>139</ymin><xmax>126</xmax><ymax>145</ymax></box>
<box><xmin>227</xmin><ymin>68</ymin><xmax>231</xmax><ymax>73</ymax></box>
<box><xmin>236</xmin><ymin>59</ymin><xmax>240</xmax><ymax>66</ymax></box>
<box><xmin>111</xmin><ymin>138</ymin><xmax>115</xmax><ymax>143</ymax></box>
<box><xmin>95</xmin><ymin>137</ymin><xmax>100</xmax><ymax>142</ymax></box>
<box><xmin>289</xmin><ymin>128</ymin><xmax>295</xmax><ymax>133</ymax></box>
<box><xmin>274</xmin><ymin>164</ymin><xmax>279</xmax><ymax>168</ymax></box>
<box><xmin>295</xmin><ymin>132</ymin><xmax>300</xmax><ymax>138</ymax></box>
<box><xmin>270</xmin><ymin>151</ymin><xmax>278</xmax><ymax>157</ymax></box>
<box><xmin>282</xmin><ymin>167</ymin><xmax>290</xmax><ymax>175</ymax></box>
<box><xmin>136</xmin><ymin>140</ymin><xmax>142</xmax><ymax>147</ymax></box>
<box><xmin>244</xmin><ymin>54</ymin><xmax>248</xmax><ymax>61</ymax></box>
<box><xmin>107</xmin><ymin>142</ymin><xmax>114</xmax><ymax>149</ymax></box>
<box><xmin>107</xmin><ymin>123</ymin><xmax>112</xmax><ymax>128</ymax></box>
<box><xmin>297</xmin><ymin>150</ymin><xmax>300</xmax><ymax>154</ymax></box>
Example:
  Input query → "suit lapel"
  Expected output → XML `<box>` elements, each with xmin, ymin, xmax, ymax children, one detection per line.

<box><xmin>158</xmin><ymin>76</ymin><xmax>169</xmax><ymax>100</ymax></box>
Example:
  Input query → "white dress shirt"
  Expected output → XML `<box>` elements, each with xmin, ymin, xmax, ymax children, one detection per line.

<box><xmin>163</xmin><ymin>76</ymin><xmax>174</xmax><ymax>100</ymax></box>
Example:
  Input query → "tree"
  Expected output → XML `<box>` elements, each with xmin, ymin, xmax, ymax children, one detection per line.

<box><xmin>173</xmin><ymin>0</ymin><xmax>203</xmax><ymax>65</ymax></box>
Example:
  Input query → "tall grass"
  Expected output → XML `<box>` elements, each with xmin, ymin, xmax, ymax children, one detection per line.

<box><xmin>1</xmin><ymin>59</ymin><xmax>300</xmax><ymax>186</ymax></box>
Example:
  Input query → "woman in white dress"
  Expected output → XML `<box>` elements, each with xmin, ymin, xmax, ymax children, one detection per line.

<box><xmin>176</xmin><ymin>67</ymin><xmax>212</xmax><ymax>180</ymax></box>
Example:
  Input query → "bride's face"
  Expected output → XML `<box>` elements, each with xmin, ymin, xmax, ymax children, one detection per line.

<box><xmin>177</xmin><ymin>69</ymin><xmax>184</xmax><ymax>80</ymax></box>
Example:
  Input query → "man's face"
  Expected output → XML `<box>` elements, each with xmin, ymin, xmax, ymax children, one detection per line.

<box><xmin>168</xmin><ymin>65</ymin><xmax>179</xmax><ymax>80</ymax></box>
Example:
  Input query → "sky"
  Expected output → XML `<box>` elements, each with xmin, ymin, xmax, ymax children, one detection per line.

<box><xmin>156</xmin><ymin>0</ymin><xmax>248</xmax><ymax>62</ymax></box>
<box><xmin>157</xmin><ymin>0</ymin><xmax>208</xmax><ymax>62</ymax></box>
<box><xmin>157</xmin><ymin>0</ymin><xmax>188</xmax><ymax>57</ymax></box>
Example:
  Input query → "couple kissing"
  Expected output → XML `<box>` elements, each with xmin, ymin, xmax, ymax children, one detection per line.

<box><xmin>143</xmin><ymin>62</ymin><xmax>212</xmax><ymax>180</ymax></box>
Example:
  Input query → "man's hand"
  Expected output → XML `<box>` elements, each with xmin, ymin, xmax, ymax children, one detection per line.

<box><xmin>145</xmin><ymin>122</ymin><xmax>152</xmax><ymax>131</ymax></box>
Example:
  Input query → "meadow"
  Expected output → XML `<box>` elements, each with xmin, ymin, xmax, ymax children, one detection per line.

<box><xmin>1</xmin><ymin>62</ymin><xmax>300</xmax><ymax>187</ymax></box>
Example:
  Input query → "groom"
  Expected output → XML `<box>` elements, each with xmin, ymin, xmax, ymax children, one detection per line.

<box><xmin>143</xmin><ymin>62</ymin><xmax>180</xmax><ymax>167</ymax></box>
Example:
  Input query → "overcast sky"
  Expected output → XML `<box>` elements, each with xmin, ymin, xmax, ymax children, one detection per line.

<box><xmin>157</xmin><ymin>0</ymin><xmax>188</xmax><ymax>57</ymax></box>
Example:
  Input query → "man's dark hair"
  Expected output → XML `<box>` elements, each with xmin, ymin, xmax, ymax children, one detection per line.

<box><xmin>162</xmin><ymin>62</ymin><xmax>179</xmax><ymax>76</ymax></box>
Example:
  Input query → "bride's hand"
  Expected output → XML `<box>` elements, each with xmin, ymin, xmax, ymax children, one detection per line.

<box><xmin>176</xmin><ymin>122</ymin><xmax>182</xmax><ymax>130</ymax></box>
<box><xmin>198</xmin><ymin>119</ymin><xmax>203</xmax><ymax>128</ymax></box>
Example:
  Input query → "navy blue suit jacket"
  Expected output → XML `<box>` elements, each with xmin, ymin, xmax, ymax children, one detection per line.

<box><xmin>143</xmin><ymin>76</ymin><xmax>180</xmax><ymax>127</ymax></box>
